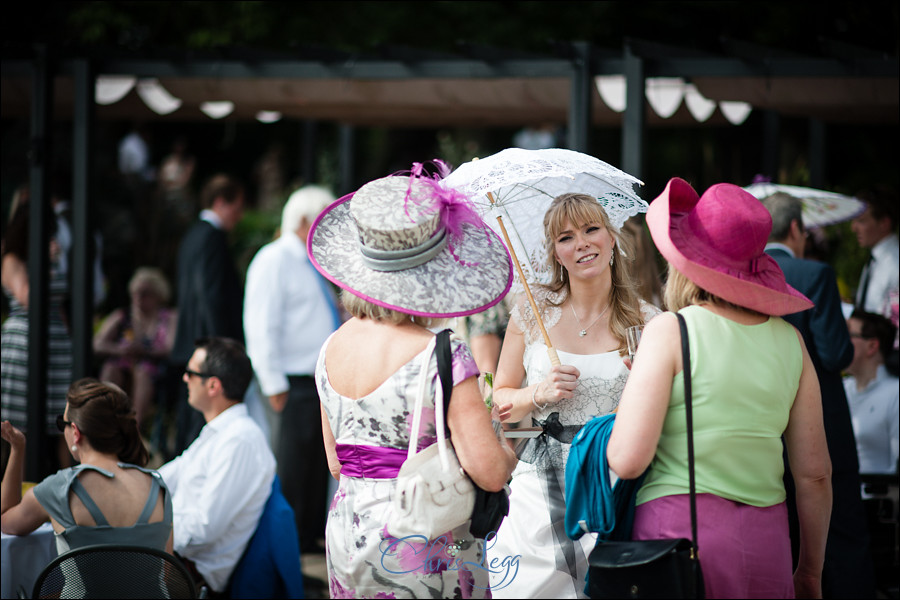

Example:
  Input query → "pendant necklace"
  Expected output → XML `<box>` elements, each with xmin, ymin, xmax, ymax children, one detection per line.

<box><xmin>571</xmin><ymin>301</ymin><xmax>610</xmax><ymax>337</ymax></box>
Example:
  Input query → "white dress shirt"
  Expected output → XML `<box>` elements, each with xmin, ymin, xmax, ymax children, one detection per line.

<box><xmin>243</xmin><ymin>233</ymin><xmax>337</xmax><ymax>397</ymax></box>
<box><xmin>857</xmin><ymin>233</ymin><xmax>900</xmax><ymax>317</ymax></box>
<box><xmin>199</xmin><ymin>208</ymin><xmax>224</xmax><ymax>230</ymax></box>
<box><xmin>844</xmin><ymin>365</ymin><xmax>900</xmax><ymax>474</ymax></box>
<box><xmin>158</xmin><ymin>403</ymin><xmax>275</xmax><ymax>592</ymax></box>
<box><xmin>117</xmin><ymin>131</ymin><xmax>152</xmax><ymax>179</ymax></box>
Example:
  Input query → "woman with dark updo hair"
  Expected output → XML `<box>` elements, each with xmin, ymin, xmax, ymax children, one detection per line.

<box><xmin>1</xmin><ymin>378</ymin><xmax>173</xmax><ymax>554</ymax></box>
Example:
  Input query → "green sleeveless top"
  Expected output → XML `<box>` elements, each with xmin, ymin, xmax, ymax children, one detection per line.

<box><xmin>33</xmin><ymin>463</ymin><xmax>172</xmax><ymax>554</ymax></box>
<box><xmin>636</xmin><ymin>305</ymin><xmax>802</xmax><ymax>508</ymax></box>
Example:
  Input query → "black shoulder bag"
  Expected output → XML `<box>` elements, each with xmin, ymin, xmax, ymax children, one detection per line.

<box><xmin>586</xmin><ymin>312</ymin><xmax>704</xmax><ymax>599</ymax></box>
<box><xmin>435</xmin><ymin>329</ymin><xmax>511</xmax><ymax>540</ymax></box>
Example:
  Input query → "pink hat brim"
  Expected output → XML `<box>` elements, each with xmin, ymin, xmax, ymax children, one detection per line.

<box><xmin>647</xmin><ymin>178</ymin><xmax>814</xmax><ymax>316</ymax></box>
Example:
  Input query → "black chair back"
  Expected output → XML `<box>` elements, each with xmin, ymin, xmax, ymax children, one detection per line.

<box><xmin>30</xmin><ymin>544</ymin><xmax>198</xmax><ymax>599</ymax></box>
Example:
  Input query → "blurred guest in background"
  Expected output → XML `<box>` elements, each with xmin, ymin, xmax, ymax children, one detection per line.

<box><xmin>1</xmin><ymin>198</ymin><xmax>72</xmax><ymax>471</ymax></box>
<box><xmin>253</xmin><ymin>142</ymin><xmax>287</xmax><ymax>214</ymax></box>
<box><xmin>244</xmin><ymin>184</ymin><xmax>338</xmax><ymax>554</ymax></box>
<box><xmin>94</xmin><ymin>267</ymin><xmax>177</xmax><ymax>432</ymax></box>
<box><xmin>170</xmin><ymin>174</ymin><xmax>246</xmax><ymax>457</ymax></box>
<box><xmin>844</xmin><ymin>310</ymin><xmax>899</xmax><ymax>476</ymax></box>
<box><xmin>118</xmin><ymin>124</ymin><xmax>155</xmax><ymax>184</ymax></box>
<box><xmin>852</xmin><ymin>187</ymin><xmax>899</xmax><ymax>376</ymax></box>
<box><xmin>853</xmin><ymin>188</ymin><xmax>899</xmax><ymax>318</ymax></box>
<box><xmin>154</xmin><ymin>136</ymin><xmax>197</xmax><ymax>275</ymax></box>
<box><xmin>763</xmin><ymin>191</ymin><xmax>876</xmax><ymax>598</ymax></box>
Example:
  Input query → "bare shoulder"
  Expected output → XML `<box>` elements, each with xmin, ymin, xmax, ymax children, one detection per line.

<box><xmin>644</xmin><ymin>310</ymin><xmax>679</xmax><ymax>334</ymax></box>
<box><xmin>325</xmin><ymin>319</ymin><xmax>434</xmax><ymax>398</ymax></box>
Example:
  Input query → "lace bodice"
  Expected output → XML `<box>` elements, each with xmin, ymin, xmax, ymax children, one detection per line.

<box><xmin>510</xmin><ymin>286</ymin><xmax>661</xmax><ymax>347</ymax></box>
<box><xmin>509</xmin><ymin>288</ymin><xmax>661</xmax><ymax>470</ymax></box>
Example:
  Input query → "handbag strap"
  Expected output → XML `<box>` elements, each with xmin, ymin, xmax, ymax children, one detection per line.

<box><xmin>435</xmin><ymin>329</ymin><xmax>454</xmax><ymax>438</ymax></box>
<box><xmin>675</xmin><ymin>311</ymin><xmax>699</xmax><ymax>554</ymax></box>
<box><xmin>407</xmin><ymin>335</ymin><xmax>452</xmax><ymax>470</ymax></box>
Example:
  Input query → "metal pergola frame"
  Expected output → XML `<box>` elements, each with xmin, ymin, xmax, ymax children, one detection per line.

<box><xmin>2</xmin><ymin>39</ymin><xmax>897</xmax><ymax>478</ymax></box>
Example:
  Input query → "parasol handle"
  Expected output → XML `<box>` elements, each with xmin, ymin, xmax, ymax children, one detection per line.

<box><xmin>489</xmin><ymin>193</ymin><xmax>561</xmax><ymax>367</ymax></box>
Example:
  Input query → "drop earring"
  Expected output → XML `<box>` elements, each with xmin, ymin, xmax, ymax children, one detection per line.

<box><xmin>71</xmin><ymin>445</ymin><xmax>77</xmax><ymax>453</ymax></box>
<box><xmin>609</xmin><ymin>253</ymin><xmax>614</xmax><ymax>266</ymax></box>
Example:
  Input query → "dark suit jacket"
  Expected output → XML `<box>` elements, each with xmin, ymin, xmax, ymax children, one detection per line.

<box><xmin>767</xmin><ymin>247</ymin><xmax>856</xmax><ymax>472</ymax></box>
<box><xmin>171</xmin><ymin>220</ymin><xmax>244</xmax><ymax>365</ymax></box>
<box><xmin>768</xmin><ymin>247</ymin><xmax>875</xmax><ymax>597</ymax></box>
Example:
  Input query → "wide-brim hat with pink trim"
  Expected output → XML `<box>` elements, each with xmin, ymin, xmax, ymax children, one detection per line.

<box><xmin>307</xmin><ymin>167</ymin><xmax>513</xmax><ymax>318</ymax></box>
<box><xmin>647</xmin><ymin>177</ymin><xmax>813</xmax><ymax>316</ymax></box>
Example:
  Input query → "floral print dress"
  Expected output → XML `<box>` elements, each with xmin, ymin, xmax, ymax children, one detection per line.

<box><xmin>316</xmin><ymin>332</ymin><xmax>496</xmax><ymax>599</ymax></box>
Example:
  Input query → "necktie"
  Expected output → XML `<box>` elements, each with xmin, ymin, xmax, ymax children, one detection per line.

<box><xmin>310</xmin><ymin>259</ymin><xmax>342</xmax><ymax>331</ymax></box>
<box><xmin>856</xmin><ymin>254</ymin><xmax>874</xmax><ymax>311</ymax></box>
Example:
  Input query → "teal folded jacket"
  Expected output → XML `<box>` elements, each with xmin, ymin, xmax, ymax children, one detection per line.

<box><xmin>564</xmin><ymin>413</ymin><xmax>645</xmax><ymax>541</ymax></box>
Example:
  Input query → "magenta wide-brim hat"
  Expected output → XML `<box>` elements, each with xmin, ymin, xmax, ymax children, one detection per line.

<box><xmin>307</xmin><ymin>177</ymin><xmax>513</xmax><ymax>318</ymax></box>
<box><xmin>647</xmin><ymin>178</ymin><xmax>813</xmax><ymax>316</ymax></box>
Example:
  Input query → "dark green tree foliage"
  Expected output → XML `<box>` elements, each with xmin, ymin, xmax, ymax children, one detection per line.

<box><xmin>4</xmin><ymin>1</ymin><xmax>898</xmax><ymax>56</ymax></box>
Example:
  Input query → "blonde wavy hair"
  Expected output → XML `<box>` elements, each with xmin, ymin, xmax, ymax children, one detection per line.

<box><xmin>128</xmin><ymin>267</ymin><xmax>171</xmax><ymax>304</ymax></box>
<box><xmin>543</xmin><ymin>193</ymin><xmax>645</xmax><ymax>355</ymax></box>
<box><xmin>663</xmin><ymin>264</ymin><xmax>763</xmax><ymax>315</ymax></box>
<box><xmin>341</xmin><ymin>290</ymin><xmax>443</xmax><ymax>329</ymax></box>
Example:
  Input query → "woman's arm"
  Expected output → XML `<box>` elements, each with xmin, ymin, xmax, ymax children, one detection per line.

<box><xmin>1</xmin><ymin>253</ymin><xmax>29</xmax><ymax>308</ymax></box>
<box><xmin>321</xmin><ymin>404</ymin><xmax>342</xmax><ymax>482</ymax></box>
<box><xmin>784</xmin><ymin>331</ymin><xmax>832</xmax><ymax>599</ymax></box>
<box><xmin>136</xmin><ymin>308</ymin><xmax>179</xmax><ymax>362</ymax></box>
<box><xmin>0</xmin><ymin>421</ymin><xmax>25</xmax><ymax>515</ymax></box>
<box><xmin>492</xmin><ymin>321</ymin><xmax>579</xmax><ymax>423</ymax></box>
<box><xmin>449</xmin><ymin>376</ymin><xmax>517</xmax><ymax>491</ymax></box>
<box><xmin>93</xmin><ymin>309</ymin><xmax>127</xmax><ymax>356</ymax></box>
<box><xmin>161</xmin><ymin>308</ymin><xmax>178</xmax><ymax>356</ymax></box>
<box><xmin>1</xmin><ymin>422</ymin><xmax>51</xmax><ymax>535</ymax></box>
<box><xmin>607</xmin><ymin>312</ymin><xmax>680</xmax><ymax>480</ymax></box>
<box><xmin>492</xmin><ymin>322</ymin><xmax>531</xmax><ymax>423</ymax></box>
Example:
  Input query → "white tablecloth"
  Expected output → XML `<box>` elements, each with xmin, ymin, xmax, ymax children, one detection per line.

<box><xmin>1</xmin><ymin>523</ymin><xmax>56</xmax><ymax>599</ymax></box>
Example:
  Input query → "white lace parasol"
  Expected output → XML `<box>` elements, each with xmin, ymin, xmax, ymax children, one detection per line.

<box><xmin>743</xmin><ymin>182</ymin><xmax>865</xmax><ymax>229</ymax></box>
<box><xmin>442</xmin><ymin>148</ymin><xmax>647</xmax><ymax>288</ymax></box>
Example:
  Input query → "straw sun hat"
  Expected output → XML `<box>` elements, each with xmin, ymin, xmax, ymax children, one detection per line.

<box><xmin>307</xmin><ymin>168</ymin><xmax>513</xmax><ymax>318</ymax></box>
<box><xmin>647</xmin><ymin>177</ymin><xmax>813</xmax><ymax>316</ymax></box>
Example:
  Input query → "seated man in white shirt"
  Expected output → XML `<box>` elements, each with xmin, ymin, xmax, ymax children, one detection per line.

<box><xmin>158</xmin><ymin>337</ymin><xmax>276</xmax><ymax>594</ymax></box>
<box><xmin>844</xmin><ymin>310</ymin><xmax>900</xmax><ymax>475</ymax></box>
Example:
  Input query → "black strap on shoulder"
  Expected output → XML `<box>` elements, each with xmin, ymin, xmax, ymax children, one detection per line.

<box><xmin>675</xmin><ymin>311</ymin><xmax>699</xmax><ymax>553</ymax></box>
<box><xmin>435</xmin><ymin>329</ymin><xmax>454</xmax><ymax>438</ymax></box>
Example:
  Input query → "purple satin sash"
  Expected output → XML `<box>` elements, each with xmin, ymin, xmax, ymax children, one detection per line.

<box><xmin>336</xmin><ymin>443</ymin><xmax>407</xmax><ymax>479</ymax></box>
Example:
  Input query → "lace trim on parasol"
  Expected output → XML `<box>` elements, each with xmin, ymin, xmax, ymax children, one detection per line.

<box><xmin>600</xmin><ymin>190</ymin><xmax>651</xmax><ymax>232</ymax></box>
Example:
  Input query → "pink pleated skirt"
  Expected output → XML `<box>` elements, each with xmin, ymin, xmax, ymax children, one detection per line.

<box><xmin>632</xmin><ymin>493</ymin><xmax>794</xmax><ymax>599</ymax></box>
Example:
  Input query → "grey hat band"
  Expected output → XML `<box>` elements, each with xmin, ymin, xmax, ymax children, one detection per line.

<box><xmin>359</xmin><ymin>228</ymin><xmax>448</xmax><ymax>272</ymax></box>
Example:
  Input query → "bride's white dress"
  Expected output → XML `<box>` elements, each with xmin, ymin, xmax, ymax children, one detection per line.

<box><xmin>489</xmin><ymin>289</ymin><xmax>658</xmax><ymax>598</ymax></box>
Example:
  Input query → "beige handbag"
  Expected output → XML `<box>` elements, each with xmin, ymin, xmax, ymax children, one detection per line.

<box><xmin>387</xmin><ymin>336</ymin><xmax>475</xmax><ymax>540</ymax></box>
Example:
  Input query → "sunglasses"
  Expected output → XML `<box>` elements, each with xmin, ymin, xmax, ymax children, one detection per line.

<box><xmin>56</xmin><ymin>414</ymin><xmax>73</xmax><ymax>433</ymax></box>
<box><xmin>184</xmin><ymin>368</ymin><xmax>212</xmax><ymax>379</ymax></box>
